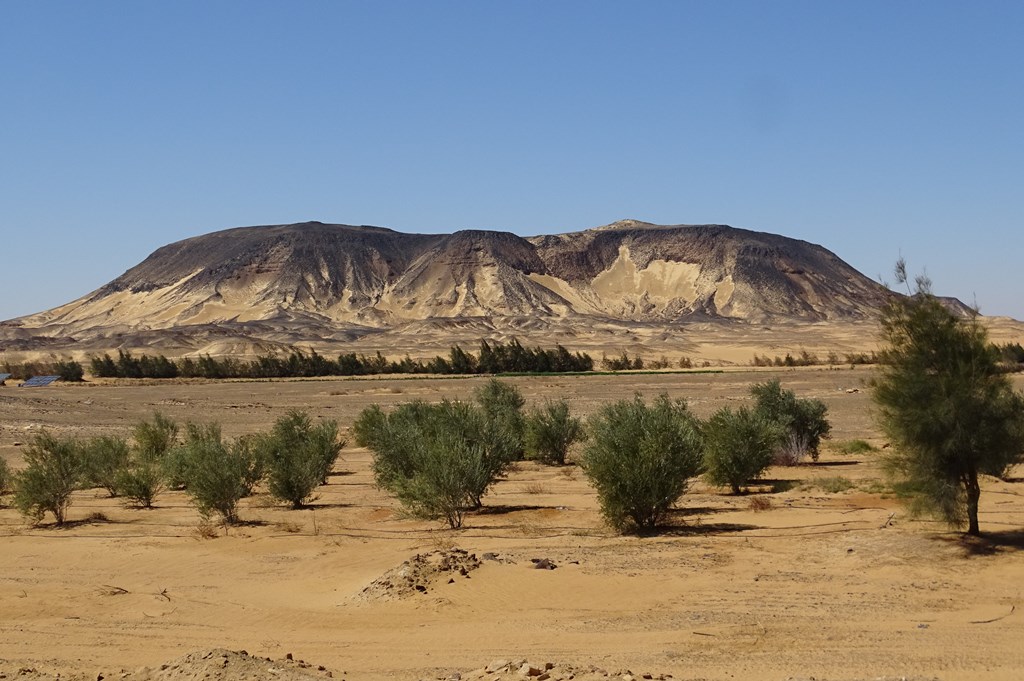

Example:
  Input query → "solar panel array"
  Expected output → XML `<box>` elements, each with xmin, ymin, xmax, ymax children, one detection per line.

<box><xmin>21</xmin><ymin>375</ymin><xmax>61</xmax><ymax>387</ymax></box>
<box><xmin>0</xmin><ymin>373</ymin><xmax>11</xmax><ymax>382</ymax></box>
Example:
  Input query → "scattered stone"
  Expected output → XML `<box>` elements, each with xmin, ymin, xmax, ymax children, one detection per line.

<box><xmin>531</xmin><ymin>558</ymin><xmax>557</xmax><ymax>570</ymax></box>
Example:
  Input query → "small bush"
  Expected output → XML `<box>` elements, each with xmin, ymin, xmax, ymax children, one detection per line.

<box><xmin>751</xmin><ymin>379</ymin><xmax>831</xmax><ymax>461</ymax></box>
<box><xmin>772</xmin><ymin>432</ymin><xmax>810</xmax><ymax>466</ymax></box>
<box><xmin>749</xmin><ymin>496</ymin><xmax>774</xmax><ymax>512</ymax></box>
<box><xmin>356</xmin><ymin>399</ymin><xmax>517</xmax><ymax>528</ymax></box>
<box><xmin>262</xmin><ymin>410</ymin><xmax>344</xmax><ymax>508</ymax></box>
<box><xmin>233</xmin><ymin>434</ymin><xmax>268</xmax><ymax>497</ymax></box>
<box><xmin>703</xmin><ymin>407</ymin><xmax>783</xmax><ymax>494</ymax></box>
<box><xmin>474</xmin><ymin>379</ymin><xmax>526</xmax><ymax>459</ymax></box>
<box><xmin>109</xmin><ymin>414</ymin><xmax>179</xmax><ymax>508</ymax></box>
<box><xmin>13</xmin><ymin>432</ymin><xmax>85</xmax><ymax>525</ymax></box>
<box><xmin>835</xmin><ymin>439</ymin><xmax>876</xmax><ymax>455</ymax></box>
<box><xmin>115</xmin><ymin>461</ymin><xmax>164</xmax><ymax>508</ymax></box>
<box><xmin>0</xmin><ymin>456</ymin><xmax>12</xmax><ymax>497</ymax></box>
<box><xmin>80</xmin><ymin>435</ymin><xmax>132</xmax><ymax>496</ymax></box>
<box><xmin>858</xmin><ymin>478</ymin><xmax>891</xmax><ymax>495</ymax></box>
<box><xmin>134</xmin><ymin>412</ymin><xmax>179</xmax><ymax>461</ymax></box>
<box><xmin>816</xmin><ymin>476</ymin><xmax>855</xmax><ymax>493</ymax></box>
<box><xmin>582</xmin><ymin>394</ymin><xmax>703</xmax><ymax>533</ymax></box>
<box><xmin>524</xmin><ymin>399</ymin><xmax>585</xmax><ymax>465</ymax></box>
<box><xmin>178</xmin><ymin>423</ymin><xmax>262</xmax><ymax>523</ymax></box>
<box><xmin>192</xmin><ymin>519</ymin><xmax>220</xmax><ymax>540</ymax></box>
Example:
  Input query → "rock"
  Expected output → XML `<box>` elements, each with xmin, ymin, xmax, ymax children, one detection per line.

<box><xmin>486</xmin><ymin>661</ymin><xmax>509</xmax><ymax>674</ymax></box>
<box><xmin>531</xmin><ymin>558</ymin><xmax>557</xmax><ymax>570</ymax></box>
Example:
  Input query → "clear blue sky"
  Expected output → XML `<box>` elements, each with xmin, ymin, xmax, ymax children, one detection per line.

<box><xmin>2</xmin><ymin>1</ymin><xmax>1021</xmax><ymax>321</ymax></box>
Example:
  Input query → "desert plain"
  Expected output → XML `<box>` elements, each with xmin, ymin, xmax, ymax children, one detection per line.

<box><xmin>2</xmin><ymin>367</ymin><xmax>1023</xmax><ymax>681</ymax></box>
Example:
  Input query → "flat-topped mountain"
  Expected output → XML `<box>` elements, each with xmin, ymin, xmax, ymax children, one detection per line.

<box><xmin>1</xmin><ymin>219</ymin><xmax>897</xmax><ymax>357</ymax></box>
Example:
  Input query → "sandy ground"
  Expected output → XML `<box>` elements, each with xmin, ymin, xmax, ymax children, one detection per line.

<box><xmin>1</xmin><ymin>369</ymin><xmax>1023</xmax><ymax>681</ymax></box>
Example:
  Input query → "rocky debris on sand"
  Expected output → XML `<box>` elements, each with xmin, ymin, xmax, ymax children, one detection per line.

<box><xmin>441</xmin><ymin>661</ymin><xmax>673</xmax><ymax>681</ymax></box>
<box><xmin>119</xmin><ymin>649</ymin><xmax>336</xmax><ymax>681</ymax></box>
<box><xmin>359</xmin><ymin>548</ymin><xmax>481</xmax><ymax>601</ymax></box>
<box><xmin>0</xmin><ymin>650</ymin><xmax>336</xmax><ymax>681</ymax></box>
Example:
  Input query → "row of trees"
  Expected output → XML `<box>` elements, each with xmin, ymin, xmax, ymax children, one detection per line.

<box><xmin>354</xmin><ymin>378</ymin><xmax>831</xmax><ymax>530</ymax></box>
<box><xmin>1</xmin><ymin>358</ymin><xmax>84</xmax><ymax>382</ymax></box>
<box><xmin>86</xmin><ymin>340</ymin><xmax>593</xmax><ymax>380</ymax></box>
<box><xmin>0</xmin><ymin>411</ymin><xmax>342</xmax><ymax>525</ymax></box>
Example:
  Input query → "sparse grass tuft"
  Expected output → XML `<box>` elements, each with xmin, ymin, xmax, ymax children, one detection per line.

<box><xmin>816</xmin><ymin>476</ymin><xmax>855</xmax><ymax>493</ymax></box>
<box><xmin>770</xmin><ymin>480</ymin><xmax>797</xmax><ymax>493</ymax></box>
<box><xmin>523</xmin><ymin>482</ymin><xmax>548</xmax><ymax>495</ymax></box>
<box><xmin>192</xmin><ymin>519</ymin><xmax>220</xmax><ymax>540</ymax></box>
<box><xmin>275</xmin><ymin>521</ymin><xmax>303</xmax><ymax>534</ymax></box>
<box><xmin>858</xmin><ymin>478</ymin><xmax>891</xmax><ymax>495</ymax></box>
<box><xmin>835</xmin><ymin>439</ymin><xmax>876</xmax><ymax>455</ymax></box>
<box><xmin>748</xmin><ymin>496</ymin><xmax>774</xmax><ymax>512</ymax></box>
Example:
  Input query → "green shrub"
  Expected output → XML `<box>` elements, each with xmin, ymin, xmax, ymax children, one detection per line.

<box><xmin>115</xmin><ymin>461</ymin><xmax>164</xmax><ymax>508</ymax></box>
<box><xmin>582</xmin><ymin>394</ymin><xmax>703</xmax><ymax>533</ymax></box>
<box><xmin>816</xmin><ymin>476</ymin><xmax>855</xmax><ymax>493</ymax></box>
<box><xmin>474</xmin><ymin>379</ymin><xmax>526</xmax><ymax>459</ymax></box>
<box><xmin>703</xmin><ymin>407</ymin><xmax>783</xmax><ymax>494</ymax></box>
<box><xmin>356</xmin><ymin>399</ymin><xmax>517</xmax><ymax>528</ymax></box>
<box><xmin>80</xmin><ymin>435</ymin><xmax>132</xmax><ymax>496</ymax></box>
<box><xmin>835</xmin><ymin>439</ymin><xmax>876</xmax><ymax>455</ymax></box>
<box><xmin>0</xmin><ymin>456</ymin><xmax>12</xmax><ymax>497</ymax></box>
<box><xmin>262</xmin><ymin>410</ymin><xmax>344</xmax><ymax>508</ymax></box>
<box><xmin>354</xmin><ymin>401</ymin><xmax>433</xmax><ymax>486</ymax></box>
<box><xmin>750</xmin><ymin>379</ymin><xmax>831</xmax><ymax>461</ymax></box>
<box><xmin>177</xmin><ymin>423</ymin><xmax>263</xmax><ymax>523</ymax></box>
<box><xmin>133</xmin><ymin>412</ymin><xmax>179</xmax><ymax>461</ymax></box>
<box><xmin>525</xmin><ymin>399</ymin><xmax>585</xmax><ymax>465</ymax></box>
<box><xmin>13</xmin><ymin>432</ymin><xmax>85</xmax><ymax>525</ymax></box>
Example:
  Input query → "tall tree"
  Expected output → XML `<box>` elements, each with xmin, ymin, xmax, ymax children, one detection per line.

<box><xmin>872</xmin><ymin>261</ymin><xmax>1024</xmax><ymax>536</ymax></box>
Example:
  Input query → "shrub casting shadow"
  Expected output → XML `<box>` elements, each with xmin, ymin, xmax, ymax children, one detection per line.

<box><xmin>805</xmin><ymin>460</ymin><xmax>861</xmax><ymax>467</ymax></box>
<box><xmin>54</xmin><ymin>515</ymin><xmax>119</xmax><ymax>529</ymax></box>
<box><xmin>750</xmin><ymin>479</ymin><xmax>797</xmax><ymax>493</ymax></box>
<box><xmin>637</xmin><ymin>521</ymin><xmax>760</xmax><ymax>537</ymax></box>
<box><xmin>672</xmin><ymin>505</ymin><xmax>730</xmax><ymax>517</ymax></box>
<box><xmin>939</xmin><ymin>529</ymin><xmax>1024</xmax><ymax>556</ymax></box>
<box><xmin>475</xmin><ymin>504</ymin><xmax>549</xmax><ymax>515</ymax></box>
